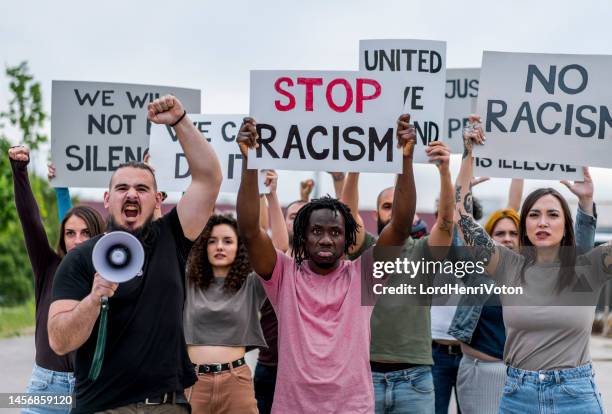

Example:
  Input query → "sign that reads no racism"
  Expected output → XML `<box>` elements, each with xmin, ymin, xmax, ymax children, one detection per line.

<box><xmin>359</xmin><ymin>39</ymin><xmax>447</xmax><ymax>163</ymax></box>
<box><xmin>475</xmin><ymin>52</ymin><xmax>612</xmax><ymax>168</ymax></box>
<box><xmin>249</xmin><ymin>70</ymin><xmax>404</xmax><ymax>173</ymax></box>
<box><xmin>51</xmin><ymin>81</ymin><xmax>201</xmax><ymax>188</ymax></box>
<box><xmin>444</xmin><ymin>68</ymin><xmax>479</xmax><ymax>154</ymax></box>
<box><xmin>149</xmin><ymin>114</ymin><xmax>268</xmax><ymax>194</ymax></box>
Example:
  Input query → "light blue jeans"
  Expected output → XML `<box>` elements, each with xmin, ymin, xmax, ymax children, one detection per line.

<box><xmin>372</xmin><ymin>365</ymin><xmax>435</xmax><ymax>414</ymax></box>
<box><xmin>22</xmin><ymin>364</ymin><xmax>74</xmax><ymax>414</ymax></box>
<box><xmin>499</xmin><ymin>363</ymin><xmax>604</xmax><ymax>414</ymax></box>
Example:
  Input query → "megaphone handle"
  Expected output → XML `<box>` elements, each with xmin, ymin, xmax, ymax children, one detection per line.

<box><xmin>88</xmin><ymin>296</ymin><xmax>109</xmax><ymax>381</ymax></box>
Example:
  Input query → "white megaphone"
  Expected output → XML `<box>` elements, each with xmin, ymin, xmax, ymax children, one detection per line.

<box><xmin>89</xmin><ymin>231</ymin><xmax>144</xmax><ymax>382</ymax></box>
<box><xmin>92</xmin><ymin>231</ymin><xmax>144</xmax><ymax>283</ymax></box>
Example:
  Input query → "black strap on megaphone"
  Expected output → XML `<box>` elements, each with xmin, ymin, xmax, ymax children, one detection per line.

<box><xmin>88</xmin><ymin>296</ymin><xmax>109</xmax><ymax>381</ymax></box>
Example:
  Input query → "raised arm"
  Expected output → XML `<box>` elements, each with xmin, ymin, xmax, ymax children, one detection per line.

<box><xmin>328</xmin><ymin>172</ymin><xmax>346</xmax><ymax>199</ymax></box>
<box><xmin>507</xmin><ymin>178</ymin><xmax>524</xmax><ymax>211</ymax></box>
<box><xmin>260</xmin><ymin>195</ymin><xmax>270</xmax><ymax>231</ymax></box>
<box><xmin>426</xmin><ymin>141</ymin><xmax>455</xmax><ymax>251</ymax></box>
<box><xmin>340</xmin><ymin>172</ymin><xmax>366</xmax><ymax>255</ymax></box>
<box><xmin>236</xmin><ymin>118</ymin><xmax>277</xmax><ymax>279</ymax></box>
<box><xmin>264</xmin><ymin>170</ymin><xmax>290</xmax><ymax>252</ymax></box>
<box><xmin>561</xmin><ymin>167</ymin><xmax>597</xmax><ymax>252</ymax></box>
<box><xmin>48</xmin><ymin>163</ymin><xmax>73</xmax><ymax>222</ymax></box>
<box><xmin>455</xmin><ymin>115</ymin><xmax>500</xmax><ymax>274</ymax></box>
<box><xmin>9</xmin><ymin>146</ymin><xmax>56</xmax><ymax>279</ymax></box>
<box><xmin>147</xmin><ymin>95</ymin><xmax>222</xmax><ymax>240</ymax></box>
<box><xmin>377</xmin><ymin>114</ymin><xmax>416</xmax><ymax>248</ymax></box>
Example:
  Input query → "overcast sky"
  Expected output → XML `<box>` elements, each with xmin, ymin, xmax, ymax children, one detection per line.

<box><xmin>1</xmin><ymin>0</ymin><xmax>611</xmax><ymax>212</ymax></box>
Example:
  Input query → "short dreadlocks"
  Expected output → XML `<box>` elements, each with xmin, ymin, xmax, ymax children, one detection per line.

<box><xmin>291</xmin><ymin>195</ymin><xmax>360</xmax><ymax>266</ymax></box>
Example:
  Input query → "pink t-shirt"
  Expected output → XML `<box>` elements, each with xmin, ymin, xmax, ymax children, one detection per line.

<box><xmin>259</xmin><ymin>249</ymin><xmax>374</xmax><ymax>414</ymax></box>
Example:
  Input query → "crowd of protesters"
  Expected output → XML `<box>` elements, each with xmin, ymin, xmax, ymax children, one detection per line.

<box><xmin>8</xmin><ymin>96</ymin><xmax>610</xmax><ymax>414</ymax></box>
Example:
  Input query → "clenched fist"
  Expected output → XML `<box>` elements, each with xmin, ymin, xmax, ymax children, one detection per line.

<box><xmin>396</xmin><ymin>114</ymin><xmax>417</xmax><ymax>157</ymax></box>
<box><xmin>147</xmin><ymin>95</ymin><xmax>186</xmax><ymax>126</ymax></box>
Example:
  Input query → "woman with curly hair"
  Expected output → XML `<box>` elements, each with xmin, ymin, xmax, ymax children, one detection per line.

<box><xmin>184</xmin><ymin>214</ymin><xmax>267</xmax><ymax>414</ymax></box>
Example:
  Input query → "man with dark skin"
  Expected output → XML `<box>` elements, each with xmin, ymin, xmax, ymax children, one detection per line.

<box><xmin>341</xmin><ymin>138</ymin><xmax>455</xmax><ymax>414</ymax></box>
<box><xmin>236</xmin><ymin>114</ymin><xmax>417</xmax><ymax>413</ymax></box>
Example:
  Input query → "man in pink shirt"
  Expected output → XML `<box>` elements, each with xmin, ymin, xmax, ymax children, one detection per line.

<box><xmin>236</xmin><ymin>115</ymin><xmax>417</xmax><ymax>413</ymax></box>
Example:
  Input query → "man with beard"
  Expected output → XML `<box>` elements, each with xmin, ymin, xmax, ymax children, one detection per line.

<box><xmin>48</xmin><ymin>95</ymin><xmax>222</xmax><ymax>413</ymax></box>
<box><xmin>341</xmin><ymin>140</ymin><xmax>455</xmax><ymax>414</ymax></box>
<box><xmin>236</xmin><ymin>114</ymin><xmax>417</xmax><ymax>413</ymax></box>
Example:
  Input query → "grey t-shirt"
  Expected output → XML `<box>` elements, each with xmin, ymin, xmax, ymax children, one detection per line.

<box><xmin>184</xmin><ymin>273</ymin><xmax>268</xmax><ymax>348</ymax></box>
<box><xmin>494</xmin><ymin>245</ymin><xmax>612</xmax><ymax>370</ymax></box>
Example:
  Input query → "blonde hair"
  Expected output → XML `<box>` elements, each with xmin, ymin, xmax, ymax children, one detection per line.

<box><xmin>483</xmin><ymin>208</ymin><xmax>519</xmax><ymax>236</ymax></box>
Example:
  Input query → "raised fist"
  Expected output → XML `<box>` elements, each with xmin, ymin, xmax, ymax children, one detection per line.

<box><xmin>396</xmin><ymin>114</ymin><xmax>417</xmax><ymax>157</ymax></box>
<box><xmin>47</xmin><ymin>163</ymin><xmax>56</xmax><ymax>181</ymax></box>
<box><xmin>300</xmin><ymin>179</ymin><xmax>315</xmax><ymax>202</ymax></box>
<box><xmin>147</xmin><ymin>95</ymin><xmax>185</xmax><ymax>126</ymax></box>
<box><xmin>236</xmin><ymin>117</ymin><xmax>259</xmax><ymax>158</ymax></box>
<box><xmin>264</xmin><ymin>170</ymin><xmax>278</xmax><ymax>193</ymax></box>
<box><xmin>462</xmin><ymin>114</ymin><xmax>485</xmax><ymax>156</ymax></box>
<box><xmin>425</xmin><ymin>141</ymin><xmax>451</xmax><ymax>173</ymax></box>
<box><xmin>8</xmin><ymin>145</ymin><xmax>30</xmax><ymax>163</ymax></box>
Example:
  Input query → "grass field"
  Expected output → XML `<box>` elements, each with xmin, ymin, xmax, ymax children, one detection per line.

<box><xmin>0</xmin><ymin>300</ymin><xmax>35</xmax><ymax>338</ymax></box>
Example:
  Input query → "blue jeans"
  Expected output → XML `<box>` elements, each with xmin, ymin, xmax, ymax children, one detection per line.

<box><xmin>499</xmin><ymin>364</ymin><xmax>604</xmax><ymax>414</ymax></box>
<box><xmin>432</xmin><ymin>344</ymin><xmax>462</xmax><ymax>414</ymax></box>
<box><xmin>253</xmin><ymin>363</ymin><xmax>277</xmax><ymax>414</ymax></box>
<box><xmin>22</xmin><ymin>364</ymin><xmax>74</xmax><ymax>414</ymax></box>
<box><xmin>372</xmin><ymin>365</ymin><xmax>435</xmax><ymax>414</ymax></box>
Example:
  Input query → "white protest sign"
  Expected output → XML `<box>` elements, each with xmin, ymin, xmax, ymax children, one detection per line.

<box><xmin>473</xmin><ymin>157</ymin><xmax>583</xmax><ymax>180</ymax></box>
<box><xmin>359</xmin><ymin>39</ymin><xmax>447</xmax><ymax>163</ymax></box>
<box><xmin>475</xmin><ymin>51</ymin><xmax>612</xmax><ymax>168</ymax></box>
<box><xmin>51</xmin><ymin>81</ymin><xmax>201</xmax><ymax>188</ymax></box>
<box><xmin>444</xmin><ymin>68</ymin><xmax>479</xmax><ymax>153</ymax></box>
<box><xmin>148</xmin><ymin>114</ymin><xmax>268</xmax><ymax>194</ymax></box>
<box><xmin>249</xmin><ymin>70</ymin><xmax>404</xmax><ymax>173</ymax></box>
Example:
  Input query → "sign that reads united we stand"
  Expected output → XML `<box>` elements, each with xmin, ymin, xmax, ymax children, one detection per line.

<box><xmin>248</xmin><ymin>70</ymin><xmax>405</xmax><ymax>173</ymax></box>
<box><xmin>51</xmin><ymin>81</ymin><xmax>201</xmax><ymax>188</ymax></box>
<box><xmin>149</xmin><ymin>114</ymin><xmax>268</xmax><ymax>194</ymax></box>
<box><xmin>475</xmin><ymin>51</ymin><xmax>612</xmax><ymax>169</ymax></box>
<box><xmin>359</xmin><ymin>39</ymin><xmax>447</xmax><ymax>163</ymax></box>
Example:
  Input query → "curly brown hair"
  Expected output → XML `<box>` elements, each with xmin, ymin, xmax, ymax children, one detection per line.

<box><xmin>187</xmin><ymin>214</ymin><xmax>252</xmax><ymax>293</ymax></box>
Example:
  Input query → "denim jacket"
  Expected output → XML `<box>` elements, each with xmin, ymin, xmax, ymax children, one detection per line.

<box><xmin>448</xmin><ymin>204</ymin><xmax>597</xmax><ymax>343</ymax></box>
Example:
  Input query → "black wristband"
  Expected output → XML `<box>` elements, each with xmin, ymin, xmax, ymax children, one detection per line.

<box><xmin>170</xmin><ymin>110</ymin><xmax>187</xmax><ymax>127</ymax></box>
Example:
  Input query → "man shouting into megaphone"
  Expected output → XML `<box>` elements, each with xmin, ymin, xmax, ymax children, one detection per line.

<box><xmin>48</xmin><ymin>96</ymin><xmax>222</xmax><ymax>413</ymax></box>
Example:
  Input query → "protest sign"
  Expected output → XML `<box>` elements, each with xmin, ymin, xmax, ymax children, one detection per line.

<box><xmin>474</xmin><ymin>51</ymin><xmax>612</xmax><ymax>168</ymax></box>
<box><xmin>359</xmin><ymin>39</ymin><xmax>447</xmax><ymax>163</ymax></box>
<box><xmin>149</xmin><ymin>114</ymin><xmax>268</xmax><ymax>194</ymax></box>
<box><xmin>51</xmin><ymin>81</ymin><xmax>201</xmax><ymax>187</ymax></box>
<box><xmin>473</xmin><ymin>157</ymin><xmax>583</xmax><ymax>180</ymax></box>
<box><xmin>444</xmin><ymin>68</ymin><xmax>479</xmax><ymax>153</ymax></box>
<box><xmin>248</xmin><ymin>70</ymin><xmax>405</xmax><ymax>173</ymax></box>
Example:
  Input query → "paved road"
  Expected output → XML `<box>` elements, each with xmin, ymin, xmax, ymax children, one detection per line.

<box><xmin>1</xmin><ymin>335</ymin><xmax>610</xmax><ymax>412</ymax></box>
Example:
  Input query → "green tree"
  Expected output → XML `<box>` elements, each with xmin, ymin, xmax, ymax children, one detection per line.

<box><xmin>0</xmin><ymin>61</ymin><xmax>59</xmax><ymax>305</ymax></box>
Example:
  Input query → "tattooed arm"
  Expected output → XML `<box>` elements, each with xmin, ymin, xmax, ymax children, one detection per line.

<box><xmin>426</xmin><ymin>141</ymin><xmax>455</xmax><ymax>255</ymax></box>
<box><xmin>455</xmin><ymin>115</ymin><xmax>500</xmax><ymax>275</ymax></box>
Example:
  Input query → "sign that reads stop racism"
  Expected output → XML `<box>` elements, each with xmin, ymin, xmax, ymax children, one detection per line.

<box><xmin>248</xmin><ymin>71</ymin><xmax>405</xmax><ymax>173</ymax></box>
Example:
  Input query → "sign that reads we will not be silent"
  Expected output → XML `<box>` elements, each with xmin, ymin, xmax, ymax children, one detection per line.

<box><xmin>51</xmin><ymin>81</ymin><xmax>201</xmax><ymax>188</ymax></box>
